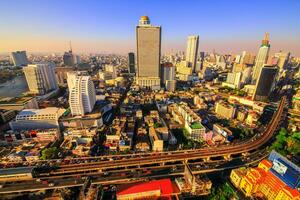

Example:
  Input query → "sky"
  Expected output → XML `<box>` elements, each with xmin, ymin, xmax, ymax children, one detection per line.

<box><xmin>0</xmin><ymin>0</ymin><xmax>300</xmax><ymax>56</ymax></box>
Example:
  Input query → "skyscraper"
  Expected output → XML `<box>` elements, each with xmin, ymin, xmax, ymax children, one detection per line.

<box><xmin>186</xmin><ymin>35</ymin><xmax>199</xmax><ymax>72</ymax></box>
<box><xmin>68</xmin><ymin>74</ymin><xmax>96</xmax><ymax>116</ymax></box>
<box><xmin>23</xmin><ymin>63</ymin><xmax>58</xmax><ymax>95</ymax></box>
<box><xmin>252</xmin><ymin>65</ymin><xmax>278</xmax><ymax>101</ymax></box>
<box><xmin>63</xmin><ymin>42</ymin><xmax>75</xmax><ymax>66</ymax></box>
<box><xmin>128</xmin><ymin>52</ymin><xmax>135</xmax><ymax>74</ymax></box>
<box><xmin>252</xmin><ymin>33</ymin><xmax>270</xmax><ymax>83</ymax></box>
<box><xmin>136</xmin><ymin>16</ymin><xmax>161</xmax><ymax>89</ymax></box>
<box><xmin>10</xmin><ymin>51</ymin><xmax>28</xmax><ymax>67</ymax></box>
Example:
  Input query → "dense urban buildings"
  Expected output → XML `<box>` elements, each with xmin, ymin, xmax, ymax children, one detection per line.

<box><xmin>0</xmin><ymin>2</ymin><xmax>300</xmax><ymax>199</ymax></box>
<box><xmin>136</xmin><ymin>16</ymin><xmax>161</xmax><ymax>89</ymax></box>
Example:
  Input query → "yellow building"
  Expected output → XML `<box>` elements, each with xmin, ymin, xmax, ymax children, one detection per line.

<box><xmin>239</xmin><ymin>168</ymin><xmax>263</xmax><ymax>196</ymax></box>
<box><xmin>230</xmin><ymin>168</ymin><xmax>248</xmax><ymax>188</ymax></box>
<box><xmin>215</xmin><ymin>101</ymin><xmax>236</xmax><ymax>119</ymax></box>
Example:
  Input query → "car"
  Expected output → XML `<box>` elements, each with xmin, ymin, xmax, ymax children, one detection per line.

<box><xmin>48</xmin><ymin>183</ymin><xmax>54</xmax><ymax>187</ymax></box>
<box><xmin>36</xmin><ymin>178</ymin><xmax>41</xmax><ymax>182</ymax></box>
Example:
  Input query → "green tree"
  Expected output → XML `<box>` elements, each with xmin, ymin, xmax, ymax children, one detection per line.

<box><xmin>40</xmin><ymin>147</ymin><xmax>59</xmax><ymax>160</ymax></box>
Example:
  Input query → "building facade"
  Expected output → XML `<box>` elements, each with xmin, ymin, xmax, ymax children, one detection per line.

<box><xmin>68</xmin><ymin>74</ymin><xmax>96</xmax><ymax>116</ymax></box>
<box><xmin>128</xmin><ymin>52</ymin><xmax>135</xmax><ymax>74</ymax></box>
<box><xmin>10</xmin><ymin>51</ymin><xmax>28</xmax><ymax>67</ymax></box>
<box><xmin>23</xmin><ymin>63</ymin><xmax>58</xmax><ymax>95</ymax></box>
<box><xmin>252</xmin><ymin>65</ymin><xmax>278</xmax><ymax>101</ymax></box>
<box><xmin>9</xmin><ymin>107</ymin><xmax>64</xmax><ymax>131</ymax></box>
<box><xmin>186</xmin><ymin>35</ymin><xmax>199</xmax><ymax>73</ymax></box>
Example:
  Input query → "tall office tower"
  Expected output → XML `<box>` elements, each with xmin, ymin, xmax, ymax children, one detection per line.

<box><xmin>136</xmin><ymin>16</ymin><xmax>161</xmax><ymax>89</ymax></box>
<box><xmin>186</xmin><ymin>35</ymin><xmax>199</xmax><ymax>72</ymax></box>
<box><xmin>275</xmin><ymin>51</ymin><xmax>290</xmax><ymax>69</ymax></box>
<box><xmin>252</xmin><ymin>33</ymin><xmax>270</xmax><ymax>83</ymax></box>
<box><xmin>128</xmin><ymin>52</ymin><xmax>135</xmax><ymax>74</ymax></box>
<box><xmin>68</xmin><ymin>74</ymin><xmax>96</xmax><ymax>116</ymax></box>
<box><xmin>252</xmin><ymin>65</ymin><xmax>278</xmax><ymax>101</ymax></box>
<box><xmin>10</xmin><ymin>51</ymin><xmax>29</xmax><ymax>67</ymax></box>
<box><xmin>23</xmin><ymin>63</ymin><xmax>58</xmax><ymax>95</ymax></box>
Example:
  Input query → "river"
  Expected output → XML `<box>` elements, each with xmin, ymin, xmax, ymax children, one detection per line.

<box><xmin>0</xmin><ymin>75</ymin><xmax>29</xmax><ymax>97</ymax></box>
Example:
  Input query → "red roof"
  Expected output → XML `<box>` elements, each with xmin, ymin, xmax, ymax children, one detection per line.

<box><xmin>260</xmin><ymin>159</ymin><xmax>272</xmax><ymax>168</ymax></box>
<box><xmin>117</xmin><ymin>179</ymin><xmax>174</xmax><ymax>197</ymax></box>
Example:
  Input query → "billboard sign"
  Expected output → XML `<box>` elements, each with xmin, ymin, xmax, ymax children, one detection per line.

<box><xmin>272</xmin><ymin>159</ymin><xmax>288</xmax><ymax>175</ymax></box>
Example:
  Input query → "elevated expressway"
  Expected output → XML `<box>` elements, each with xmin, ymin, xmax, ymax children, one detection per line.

<box><xmin>0</xmin><ymin>97</ymin><xmax>286</xmax><ymax>194</ymax></box>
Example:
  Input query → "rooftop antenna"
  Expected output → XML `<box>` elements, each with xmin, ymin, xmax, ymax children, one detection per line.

<box><xmin>69</xmin><ymin>41</ymin><xmax>73</xmax><ymax>53</ymax></box>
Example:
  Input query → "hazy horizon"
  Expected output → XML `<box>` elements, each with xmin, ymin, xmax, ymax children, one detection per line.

<box><xmin>1</xmin><ymin>0</ymin><xmax>300</xmax><ymax>56</ymax></box>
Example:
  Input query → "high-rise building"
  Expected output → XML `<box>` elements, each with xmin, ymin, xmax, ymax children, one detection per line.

<box><xmin>161</xmin><ymin>62</ymin><xmax>176</xmax><ymax>91</ymax></box>
<box><xmin>252</xmin><ymin>65</ymin><xmax>278</xmax><ymax>101</ymax></box>
<box><xmin>10</xmin><ymin>51</ymin><xmax>29</xmax><ymax>67</ymax></box>
<box><xmin>68</xmin><ymin>74</ymin><xmax>96</xmax><ymax>116</ymax></box>
<box><xmin>275</xmin><ymin>51</ymin><xmax>290</xmax><ymax>69</ymax></box>
<box><xmin>186</xmin><ymin>35</ymin><xmax>199</xmax><ymax>72</ymax></box>
<box><xmin>128</xmin><ymin>52</ymin><xmax>135</xmax><ymax>74</ymax></box>
<box><xmin>136</xmin><ymin>16</ymin><xmax>161</xmax><ymax>89</ymax></box>
<box><xmin>63</xmin><ymin>42</ymin><xmax>75</xmax><ymax>66</ymax></box>
<box><xmin>63</xmin><ymin>51</ymin><xmax>75</xmax><ymax>66</ymax></box>
<box><xmin>23</xmin><ymin>63</ymin><xmax>58</xmax><ymax>95</ymax></box>
<box><xmin>252</xmin><ymin>33</ymin><xmax>270</xmax><ymax>83</ymax></box>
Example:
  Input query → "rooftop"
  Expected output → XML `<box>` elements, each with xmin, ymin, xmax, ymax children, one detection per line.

<box><xmin>117</xmin><ymin>178</ymin><xmax>173</xmax><ymax>197</ymax></box>
<box><xmin>18</xmin><ymin>107</ymin><xmax>64</xmax><ymax>116</ymax></box>
<box><xmin>190</xmin><ymin>122</ymin><xmax>204</xmax><ymax>129</ymax></box>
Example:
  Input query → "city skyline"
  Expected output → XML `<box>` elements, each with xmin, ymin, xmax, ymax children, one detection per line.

<box><xmin>1</xmin><ymin>0</ymin><xmax>300</xmax><ymax>56</ymax></box>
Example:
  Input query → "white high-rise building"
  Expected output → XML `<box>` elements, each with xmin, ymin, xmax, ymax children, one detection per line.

<box><xmin>68</xmin><ymin>74</ymin><xmax>96</xmax><ymax>116</ymax></box>
<box><xmin>10</xmin><ymin>51</ymin><xmax>29</xmax><ymax>67</ymax></box>
<box><xmin>23</xmin><ymin>63</ymin><xmax>58</xmax><ymax>95</ymax></box>
<box><xmin>136</xmin><ymin>16</ymin><xmax>161</xmax><ymax>89</ymax></box>
<box><xmin>252</xmin><ymin>33</ymin><xmax>270</xmax><ymax>83</ymax></box>
<box><xmin>186</xmin><ymin>35</ymin><xmax>199</xmax><ymax>72</ymax></box>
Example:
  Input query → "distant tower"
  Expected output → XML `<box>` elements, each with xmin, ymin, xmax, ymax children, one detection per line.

<box><xmin>252</xmin><ymin>33</ymin><xmax>270</xmax><ymax>83</ymax></box>
<box><xmin>23</xmin><ymin>63</ymin><xmax>58</xmax><ymax>95</ymax></box>
<box><xmin>68</xmin><ymin>74</ymin><xmax>96</xmax><ymax>116</ymax></box>
<box><xmin>128</xmin><ymin>52</ymin><xmax>135</xmax><ymax>74</ymax></box>
<box><xmin>136</xmin><ymin>16</ymin><xmax>161</xmax><ymax>89</ymax></box>
<box><xmin>252</xmin><ymin>65</ymin><xmax>278</xmax><ymax>101</ymax></box>
<box><xmin>186</xmin><ymin>35</ymin><xmax>199</xmax><ymax>73</ymax></box>
<box><xmin>63</xmin><ymin>41</ymin><xmax>75</xmax><ymax>66</ymax></box>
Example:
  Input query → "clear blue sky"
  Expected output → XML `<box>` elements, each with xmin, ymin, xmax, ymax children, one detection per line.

<box><xmin>1</xmin><ymin>0</ymin><xmax>300</xmax><ymax>56</ymax></box>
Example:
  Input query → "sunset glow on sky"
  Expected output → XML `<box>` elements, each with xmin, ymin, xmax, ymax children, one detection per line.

<box><xmin>1</xmin><ymin>0</ymin><xmax>300</xmax><ymax>55</ymax></box>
